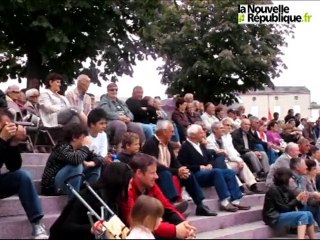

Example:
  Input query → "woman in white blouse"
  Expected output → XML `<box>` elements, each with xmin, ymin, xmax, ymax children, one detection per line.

<box><xmin>201</xmin><ymin>102</ymin><xmax>219</xmax><ymax>133</ymax></box>
<box><xmin>39</xmin><ymin>73</ymin><xmax>87</xmax><ymax>127</ymax></box>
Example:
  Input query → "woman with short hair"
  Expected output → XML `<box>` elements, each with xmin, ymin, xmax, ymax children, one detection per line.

<box><xmin>39</xmin><ymin>73</ymin><xmax>87</xmax><ymax>127</ymax></box>
<box><xmin>262</xmin><ymin>167</ymin><xmax>315</xmax><ymax>239</ymax></box>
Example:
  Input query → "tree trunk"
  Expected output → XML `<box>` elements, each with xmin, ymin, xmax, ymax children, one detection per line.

<box><xmin>26</xmin><ymin>50</ymin><xmax>42</xmax><ymax>89</ymax></box>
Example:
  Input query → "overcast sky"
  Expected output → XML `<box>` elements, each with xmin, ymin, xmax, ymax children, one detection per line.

<box><xmin>1</xmin><ymin>1</ymin><xmax>319</xmax><ymax>103</ymax></box>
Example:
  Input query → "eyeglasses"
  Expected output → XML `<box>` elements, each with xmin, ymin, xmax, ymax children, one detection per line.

<box><xmin>12</xmin><ymin>91</ymin><xmax>20</xmax><ymax>94</ymax></box>
<box><xmin>108</xmin><ymin>88</ymin><xmax>118</xmax><ymax>92</ymax></box>
<box><xmin>224</xmin><ymin>124</ymin><xmax>231</xmax><ymax>127</ymax></box>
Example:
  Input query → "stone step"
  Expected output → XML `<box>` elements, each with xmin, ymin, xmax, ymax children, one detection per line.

<box><xmin>196</xmin><ymin>220</ymin><xmax>275</xmax><ymax>239</ymax></box>
<box><xmin>188</xmin><ymin>205</ymin><xmax>262</xmax><ymax>233</ymax></box>
<box><xmin>202</xmin><ymin>182</ymin><xmax>267</xmax><ymax>199</ymax></box>
<box><xmin>188</xmin><ymin>194</ymin><xmax>265</xmax><ymax>213</ymax></box>
<box><xmin>0</xmin><ymin>214</ymin><xmax>59</xmax><ymax>239</ymax></box>
<box><xmin>0</xmin><ymin>195</ymin><xmax>67</xmax><ymax>217</ymax></box>
<box><xmin>22</xmin><ymin>165</ymin><xmax>45</xmax><ymax>180</ymax></box>
<box><xmin>21</xmin><ymin>153</ymin><xmax>49</xmax><ymax>166</ymax></box>
<box><xmin>269</xmin><ymin>233</ymin><xmax>320</xmax><ymax>239</ymax></box>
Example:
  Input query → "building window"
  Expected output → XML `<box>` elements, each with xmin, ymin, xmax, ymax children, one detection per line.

<box><xmin>294</xmin><ymin>96</ymin><xmax>298</xmax><ymax>100</ymax></box>
<box><xmin>275</xmin><ymin>96</ymin><xmax>278</xmax><ymax>100</ymax></box>
<box><xmin>252</xmin><ymin>97</ymin><xmax>256</xmax><ymax>101</ymax></box>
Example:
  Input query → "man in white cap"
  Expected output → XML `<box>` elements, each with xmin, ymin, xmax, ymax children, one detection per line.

<box><xmin>65</xmin><ymin>74</ymin><xmax>92</xmax><ymax>115</ymax></box>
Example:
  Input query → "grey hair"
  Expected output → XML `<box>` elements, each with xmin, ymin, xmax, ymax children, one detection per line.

<box><xmin>249</xmin><ymin>116</ymin><xmax>259</xmax><ymax>122</ymax></box>
<box><xmin>187</xmin><ymin>124</ymin><xmax>203</xmax><ymax>137</ymax></box>
<box><xmin>211</xmin><ymin>121</ymin><xmax>223</xmax><ymax>132</ymax></box>
<box><xmin>76</xmin><ymin>74</ymin><xmax>90</xmax><ymax>83</ymax></box>
<box><xmin>221</xmin><ymin>117</ymin><xmax>233</xmax><ymax>124</ymax></box>
<box><xmin>290</xmin><ymin>157</ymin><xmax>303</xmax><ymax>170</ymax></box>
<box><xmin>184</xmin><ymin>93</ymin><xmax>193</xmax><ymax>99</ymax></box>
<box><xmin>156</xmin><ymin>120</ymin><xmax>171</xmax><ymax>131</ymax></box>
<box><xmin>285</xmin><ymin>142</ymin><xmax>299</xmax><ymax>153</ymax></box>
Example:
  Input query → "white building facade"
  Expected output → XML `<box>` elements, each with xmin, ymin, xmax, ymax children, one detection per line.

<box><xmin>238</xmin><ymin>86</ymin><xmax>311</xmax><ymax>119</ymax></box>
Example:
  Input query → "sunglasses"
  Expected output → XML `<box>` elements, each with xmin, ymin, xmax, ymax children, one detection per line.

<box><xmin>108</xmin><ymin>88</ymin><xmax>118</xmax><ymax>92</ymax></box>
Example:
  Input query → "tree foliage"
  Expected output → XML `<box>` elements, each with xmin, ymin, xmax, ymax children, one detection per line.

<box><xmin>142</xmin><ymin>0</ymin><xmax>294</xmax><ymax>104</ymax></box>
<box><xmin>0</xmin><ymin>0</ymin><xmax>161</xmax><ymax>87</ymax></box>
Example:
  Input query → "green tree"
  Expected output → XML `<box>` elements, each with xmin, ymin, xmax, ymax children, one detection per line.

<box><xmin>0</xmin><ymin>0</ymin><xmax>161</xmax><ymax>88</ymax></box>
<box><xmin>142</xmin><ymin>0</ymin><xmax>294</xmax><ymax>104</ymax></box>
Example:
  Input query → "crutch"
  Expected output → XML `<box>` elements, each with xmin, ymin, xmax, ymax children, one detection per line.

<box><xmin>64</xmin><ymin>174</ymin><xmax>130</xmax><ymax>239</ymax></box>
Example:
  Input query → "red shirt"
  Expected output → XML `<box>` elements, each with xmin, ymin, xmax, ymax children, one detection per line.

<box><xmin>122</xmin><ymin>178</ymin><xmax>185</xmax><ymax>238</ymax></box>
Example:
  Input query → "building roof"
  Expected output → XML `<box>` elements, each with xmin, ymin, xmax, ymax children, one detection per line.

<box><xmin>240</xmin><ymin>86</ymin><xmax>310</xmax><ymax>96</ymax></box>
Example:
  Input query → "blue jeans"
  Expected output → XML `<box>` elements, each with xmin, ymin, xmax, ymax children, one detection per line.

<box><xmin>275</xmin><ymin>211</ymin><xmax>314</xmax><ymax>229</ymax></box>
<box><xmin>194</xmin><ymin>168</ymin><xmax>242</xmax><ymax>201</ymax></box>
<box><xmin>157</xmin><ymin>170</ymin><xmax>205</xmax><ymax>205</ymax></box>
<box><xmin>206</xmin><ymin>150</ymin><xmax>228</xmax><ymax>169</ymax></box>
<box><xmin>303</xmin><ymin>204</ymin><xmax>320</xmax><ymax>227</ymax></box>
<box><xmin>157</xmin><ymin>170</ymin><xmax>179</xmax><ymax>202</ymax></box>
<box><xmin>0</xmin><ymin>169</ymin><xmax>43</xmax><ymax>223</ymax></box>
<box><xmin>255</xmin><ymin>143</ymin><xmax>277</xmax><ymax>165</ymax></box>
<box><xmin>142</xmin><ymin>123</ymin><xmax>156</xmax><ymax>140</ymax></box>
<box><xmin>54</xmin><ymin>164</ymin><xmax>101</xmax><ymax>199</ymax></box>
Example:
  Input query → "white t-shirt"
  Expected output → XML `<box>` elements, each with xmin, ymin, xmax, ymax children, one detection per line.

<box><xmin>89</xmin><ymin>132</ymin><xmax>108</xmax><ymax>157</ymax></box>
<box><xmin>126</xmin><ymin>226</ymin><xmax>155</xmax><ymax>239</ymax></box>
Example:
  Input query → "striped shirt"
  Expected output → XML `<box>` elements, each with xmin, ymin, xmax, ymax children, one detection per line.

<box><xmin>41</xmin><ymin>142</ymin><xmax>102</xmax><ymax>194</ymax></box>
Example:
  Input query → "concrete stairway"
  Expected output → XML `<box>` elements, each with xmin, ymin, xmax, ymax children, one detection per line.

<box><xmin>0</xmin><ymin>153</ymin><xmax>67</xmax><ymax>239</ymax></box>
<box><xmin>0</xmin><ymin>153</ymin><xmax>288</xmax><ymax>239</ymax></box>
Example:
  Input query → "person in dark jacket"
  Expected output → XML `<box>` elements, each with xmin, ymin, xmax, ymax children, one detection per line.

<box><xmin>171</xmin><ymin>98</ymin><xmax>191</xmax><ymax>142</ymax></box>
<box><xmin>232</xmin><ymin>118</ymin><xmax>270</xmax><ymax>180</ymax></box>
<box><xmin>125</xmin><ymin>86</ymin><xmax>155</xmax><ymax>139</ymax></box>
<box><xmin>186</xmin><ymin>102</ymin><xmax>202</xmax><ymax>124</ymax></box>
<box><xmin>49</xmin><ymin>162</ymin><xmax>133</xmax><ymax>240</ymax></box>
<box><xmin>142</xmin><ymin>120</ymin><xmax>217</xmax><ymax>216</ymax></box>
<box><xmin>262</xmin><ymin>167</ymin><xmax>315</xmax><ymax>239</ymax></box>
<box><xmin>41</xmin><ymin>123</ymin><xmax>103</xmax><ymax>199</ymax></box>
<box><xmin>117</xmin><ymin>132</ymin><xmax>140</xmax><ymax>164</ymax></box>
<box><xmin>0</xmin><ymin>109</ymin><xmax>48</xmax><ymax>238</ymax></box>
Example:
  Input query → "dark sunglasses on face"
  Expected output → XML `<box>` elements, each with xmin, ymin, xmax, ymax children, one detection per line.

<box><xmin>108</xmin><ymin>88</ymin><xmax>118</xmax><ymax>92</ymax></box>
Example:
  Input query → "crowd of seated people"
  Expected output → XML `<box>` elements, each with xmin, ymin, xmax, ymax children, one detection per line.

<box><xmin>4</xmin><ymin>76</ymin><xmax>320</xmax><ymax>239</ymax></box>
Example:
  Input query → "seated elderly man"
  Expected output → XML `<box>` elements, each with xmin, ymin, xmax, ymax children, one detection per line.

<box><xmin>207</xmin><ymin>121</ymin><xmax>262</xmax><ymax>194</ymax></box>
<box><xmin>65</xmin><ymin>74</ymin><xmax>92</xmax><ymax>115</ymax></box>
<box><xmin>98</xmin><ymin>83</ymin><xmax>145</xmax><ymax>152</ymax></box>
<box><xmin>142</xmin><ymin>120</ymin><xmax>217</xmax><ymax>216</ymax></box>
<box><xmin>265</xmin><ymin>142</ymin><xmax>300</xmax><ymax>187</ymax></box>
<box><xmin>232</xmin><ymin>118</ymin><xmax>270</xmax><ymax>181</ymax></box>
<box><xmin>126</xmin><ymin>86</ymin><xmax>155</xmax><ymax>140</ymax></box>
<box><xmin>177</xmin><ymin>124</ymin><xmax>250</xmax><ymax>212</ymax></box>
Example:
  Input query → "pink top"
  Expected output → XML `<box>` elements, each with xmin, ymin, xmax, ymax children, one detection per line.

<box><xmin>266</xmin><ymin>130</ymin><xmax>283</xmax><ymax>145</ymax></box>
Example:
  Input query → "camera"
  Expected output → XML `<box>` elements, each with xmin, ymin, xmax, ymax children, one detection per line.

<box><xmin>14</xmin><ymin>121</ymin><xmax>35</xmax><ymax>127</ymax></box>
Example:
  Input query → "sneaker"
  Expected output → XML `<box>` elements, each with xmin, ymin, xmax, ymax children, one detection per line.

<box><xmin>32</xmin><ymin>223</ymin><xmax>49</xmax><ymax>239</ymax></box>
<box><xmin>181</xmin><ymin>188</ymin><xmax>192</xmax><ymax>201</ymax></box>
